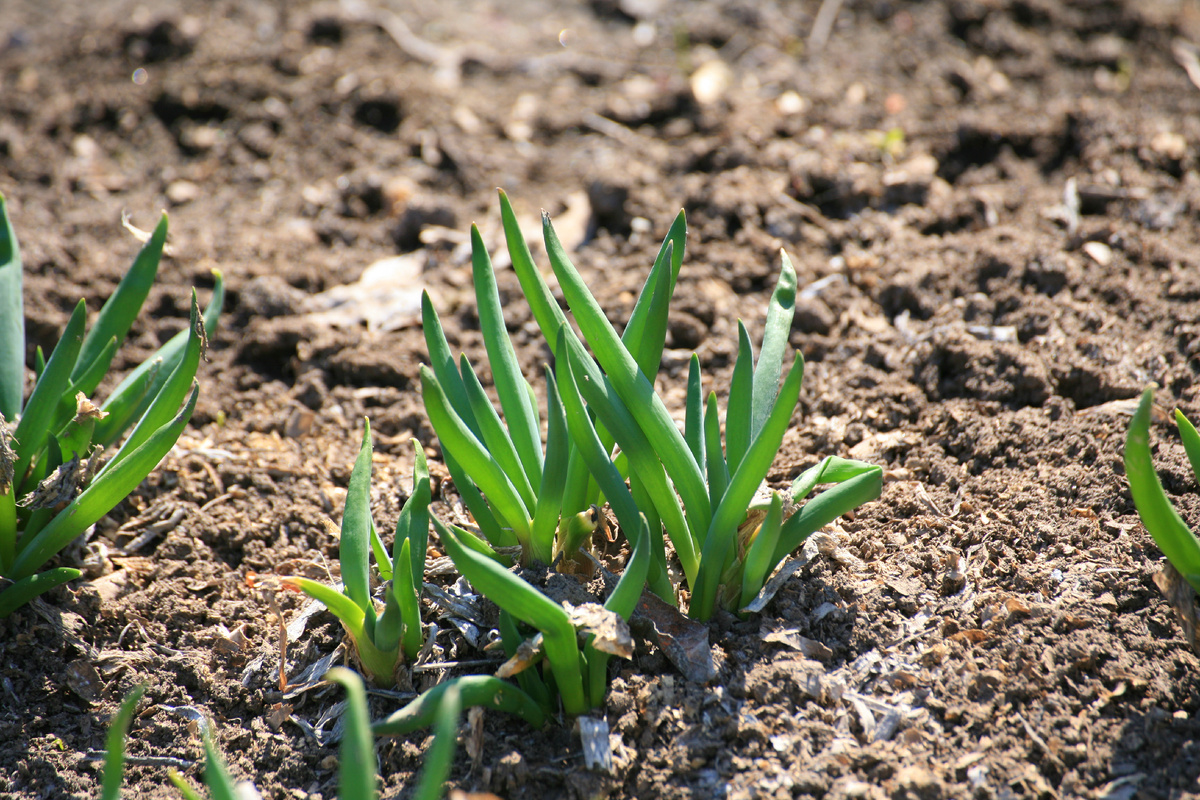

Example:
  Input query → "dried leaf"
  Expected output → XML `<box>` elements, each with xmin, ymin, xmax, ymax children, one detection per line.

<box><xmin>496</xmin><ymin>633</ymin><xmax>543</xmax><ymax>679</ymax></box>
<box><xmin>565</xmin><ymin>601</ymin><xmax>632</xmax><ymax>659</ymax></box>
<box><xmin>64</xmin><ymin>660</ymin><xmax>104</xmax><ymax>704</ymax></box>
<box><xmin>630</xmin><ymin>590</ymin><xmax>716</xmax><ymax>683</ymax></box>
<box><xmin>1154</xmin><ymin>562</ymin><xmax>1200</xmax><ymax>653</ymax></box>
<box><xmin>948</xmin><ymin>629</ymin><xmax>989</xmax><ymax>645</ymax></box>
<box><xmin>73</xmin><ymin>391</ymin><xmax>109</xmax><ymax>424</ymax></box>
<box><xmin>761</xmin><ymin>620</ymin><xmax>834</xmax><ymax>661</ymax></box>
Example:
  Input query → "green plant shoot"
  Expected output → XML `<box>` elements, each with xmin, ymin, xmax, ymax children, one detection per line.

<box><xmin>284</xmin><ymin>422</ymin><xmax>431</xmax><ymax>685</ymax></box>
<box><xmin>0</xmin><ymin>196</ymin><xmax>224</xmax><ymax>617</ymax></box>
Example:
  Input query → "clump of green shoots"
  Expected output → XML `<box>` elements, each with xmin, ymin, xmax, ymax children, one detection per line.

<box><xmin>1125</xmin><ymin>386</ymin><xmax>1200</xmax><ymax>593</ymax></box>
<box><xmin>0</xmin><ymin>194</ymin><xmax>224</xmax><ymax>617</ymax></box>
<box><xmin>422</xmin><ymin>191</ymin><xmax>881</xmax><ymax>622</ymax></box>
<box><xmin>393</xmin><ymin>191</ymin><xmax>881</xmax><ymax>740</ymax></box>
<box><xmin>283</xmin><ymin>422</ymin><xmax>431</xmax><ymax>686</ymax></box>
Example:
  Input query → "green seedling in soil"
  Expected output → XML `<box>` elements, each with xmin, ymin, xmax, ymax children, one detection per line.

<box><xmin>495</xmin><ymin>195</ymin><xmax>881</xmax><ymax>620</ymax></box>
<box><xmin>1125</xmin><ymin>386</ymin><xmax>1200</xmax><ymax>592</ymax></box>
<box><xmin>284</xmin><ymin>421</ymin><xmax>431</xmax><ymax>686</ymax></box>
<box><xmin>0</xmin><ymin>195</ymin><xmax>224</xmax><ymax>617</ymax></box>
<box><xmin>374</xmin><ymin>679</ymin><xmax>498</xmax><ymax>800</ymax></box>
<box><xmin>380</xmin><ymin>377</ymin><xmax>653</xmax><ymax>717</ymax></box>
<box><xmin>420</xmin><ymin>191</ymin><xmax>686</xmax><ymax>573</ymax></box>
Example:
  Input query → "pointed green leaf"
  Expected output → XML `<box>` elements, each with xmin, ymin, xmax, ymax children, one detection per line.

<box><xmin>560</xmin><ymin>338</ymin><xmax>699</xmax><ymax>585</ymax></box>
<box><xmin>12</xmin><ymin>300</ymin><xmax>87</xmax><ymax>481</ymax></box>
<box><xmin>326</xmin><ymin>668</ymin><xmax>378</xmax><ymax>800</ymax></box>
<box><xmin>414</xmin><ymin>680</ymin><xmax>461</xmax><ymax>800</ymax></box>
<box><xmin>470</xmin><ymin>224</ymin><xmax>543</xmax><ymax>486</ymax></box>
<box><xmin>623</xmin><ymin>212</ymin><xmax>686</xmax><ymax>380</ymax></box>
<box><xmin>726</xmin><ymin>322</ymin><xmax>754</xmax><ymax>474</ymax></box>
<box><xmin>73</xmin><ymin>214</ymin><xmax>167</xmax><ymax>385</ymax></box>
<box><xmin>393</xmin><ymin>539</ymin><xmax>424</xmax><ymax>661</ymax></box>
<box><xmin>623</xmin><ymin>239</ymin><xmax>674</xmax><ymax>382</ymax></box>
<box><xmin>421</xmin><ymin>291</ymin><xmax>481</xmax><ymax>436</ymax></box>
<box><xmin>96</xmin><ymin>293</ymin><xmax>201</xmax><ymax>480</ymax></box>
<box><xmin>1126</xmin><ymin>387</ymin><xmax>1200</xmax><ymax>592</ymax></box>
<box><xmin>459</xmin><ymin>354</ymin><xmax>537</xmax><ymax>513</ymax></box>
<box><xmin>543</xmin><ymin>213</ymin><xmax>711</xmax><ymax>538</ymax></box>
<box><xmin>421</xmin><ymin>366</ymin><xmax>532</xmax><ymax>546</ymax></box>
<box><xmin>97</xmin><ymin>270</ymin><xmax>224</xmax><ymax>448</ymax></box>
<box><xmin>1177</xmin><ymin>409</ymin><xmax>1200</xmax><ymax>488</ymax></box>
<box><xmin>100</xmin><ymin>683</ymin><xmax>146</xmax><ymax>800</ymax></box>
<box><xmin>341</xmin><ymin>420</ymin><xmax>375</xmax><ymax>613</ymax></box>
<box><xmin>397</xmin><ymin>439</ymin><xmax>432</xmax><ymax>587</ymax></box>
<box><xmin>704</xmin><ymin>392</ymin><xmax>729</xmax><ymax>511</ymax></box>
<box><xmin>752</xmin><ymin>251</ymin><xmax>797</xmax><ymax>437</ymax></box>
<box><xmin>0</xmin><ymin>567</ymin><xmax>81</xmax><ymax>618</ymax></box>
<box><xmin>199</xmin><ymin>728</ymin><xmax>239</xmax><ymax>800</ymax></box>
<box><xmin>530</xmin><ymin>368</ymin><xmax>569</xmax><ymax>564</ymax></box>
<box><xmin>0</xmin><ymin>195</ymin><xmax>24</xmax><ymax>422</ymax></box>
<box><xmin>693</xmin><ymin>352</ymin><xmax>804</xmax><ymax>620</ymax></box>
<box><xmin>685</xmin><ymin>355</ymin><xmax>705</xmax><ymax>471</ymax></box>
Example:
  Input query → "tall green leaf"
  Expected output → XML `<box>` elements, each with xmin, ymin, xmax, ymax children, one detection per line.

<box><xmin>623</xmin><ymin>212</ymin><xmax>686</xmax><ymax>380</ymax></box>
<box><xmin>97</xmin><ymin>270</ymin><xmax>224</xmax><ymax>447</ymax></box>
<box><xmin>0</xmin><ymin>194</ymin><xmax>23</xmax><ymax>422</ymax></box>
<box><xmin>11</xmin><ymin>300</ymin><xmax>87</xmax><ymax>483</ymax></box>
<box><xmin>725</xmin><ymin>323</ymin><xmax>754</xmax><ymax>474</ymax></box>
<box><xmin>458</xmin><ymin>354</ymin><xmax>536</xmax><ymax>513</ymax></box>
<box><xmin>96</xmin><ymin>293</ymin><xmax>201</xmax><ymax>480</ymax></box>
<box><xmin>693</xmin><ymin>353</ymin><xmax>804</xmax><ymax>620</ymax></box>
<box><xmin>327</xmin><ymin>668</ymin><xmax>378</xmax><ymax>800</ymax></box>
<box><xmin>470</xmin><ymin>224</ymin><xmax>542</xmax><ymax>486</ymax></box>
<box><xmin>751</xmin><ymin>252</ymin><xmax>797</xmax><ymax>437</ymax></box>
<box><xmin>342</xmin><ymin>420</ymin><xmax>375</xmax><ymax>614</ymax></box>
<box><xmin>529</xmin><ymin>368</ymin><xmax>569</xmax><ymax>564</ymax></box>
<box><xmin>100</xmin><ymin>684</ymin><xmax>146</xmax><ymax>800</ymax></box>
<box><xmin>421</xmin><ymin>367</ymin><xmax>532</xmax><ymax>545</ymax></box>
<box><xmin>542</xmin><ymin>213</ymin><xmax>711</xmax><ymax>537</ymax></box>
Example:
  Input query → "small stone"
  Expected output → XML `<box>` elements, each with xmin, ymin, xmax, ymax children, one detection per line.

<box><xmin>166</xmin><ymin>179</ymin><xmax>200</xmax><ymax>205</ymax></box>
<box><xmin>691</xmin><ymin>59</ymin><xmax>733</xmax><ymax>106</ymax></box>
<box><xmin>1082</xmin><ymin>241</ymin><xmax>1113</xmax><ymax>266</ymax></box>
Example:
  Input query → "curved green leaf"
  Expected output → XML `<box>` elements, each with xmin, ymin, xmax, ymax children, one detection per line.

<box><xmin>372</xmin><ymin>674</ymin><xmax>545</xmax><ymax>735</ymax></box>
<box><xmin>752</xmin><ymin>251</ymin><xmax>797</xmax><ymax>437</ymax></box>
<box><xmin>1126</xmin><ymin>387</ymin><xmax>1200</xmax><ymax>592</ymax></box>
<box><xmin>101</xmin><ymin>684</ymin><xmax>146</xmax><ymax>800</ymax></box>
<box><xmin>0</xmin><ymin>567</ymin><xmax>81</xmax><ymax>618</ymax></box>
<box><xmin>436</xmin><ymin>517</ymin><xmax>586</xmax><ymax>714</ymax></box>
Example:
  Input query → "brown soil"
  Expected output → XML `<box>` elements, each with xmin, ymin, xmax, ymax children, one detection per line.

<box><xmin>2</xmin><ymin>1</ymin><xmax>1200</xmax><ymax>798</ymax></box>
